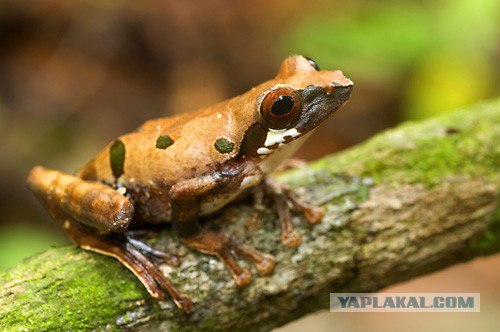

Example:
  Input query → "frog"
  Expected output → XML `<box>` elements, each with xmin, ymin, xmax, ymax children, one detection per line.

<box><xmin>27</xmin><ymin>55</ymin><xmax>353</xmax><ymax>312</ymax></box>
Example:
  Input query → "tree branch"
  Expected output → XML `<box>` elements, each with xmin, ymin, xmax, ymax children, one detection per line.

<box><xmin>1</xmin><ymin>99</ymin><xmax>499</xmax><ymax>331</ymax></box>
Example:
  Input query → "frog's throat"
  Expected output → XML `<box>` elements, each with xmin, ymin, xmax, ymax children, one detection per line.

<box><xmin>257</xmin><ymin>131</ymin><xmax>313</xmax><ymax>174</ymax></box>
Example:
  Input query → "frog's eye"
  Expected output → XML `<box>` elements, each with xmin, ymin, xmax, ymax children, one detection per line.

<box><xmin>260</xmin><ymin>87</ymin><xmax>302</xmax><ymax>129</ymax></box>
<box><xmin>304</xmin><ymin>56</ymin><xmax>320</xmax><ymax>71</ymax></box>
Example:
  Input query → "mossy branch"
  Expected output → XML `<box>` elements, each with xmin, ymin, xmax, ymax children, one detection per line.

<box><xmin>1</xmin><ymin>99</ymin><xmax>499</xmax><ymax>331</ymax></box>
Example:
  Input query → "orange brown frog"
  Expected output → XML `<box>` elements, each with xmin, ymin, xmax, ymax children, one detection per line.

<box><xmin>27</xmin><ymin>55</ymin><xmax>353</xmax><ymax>312</ymax></box>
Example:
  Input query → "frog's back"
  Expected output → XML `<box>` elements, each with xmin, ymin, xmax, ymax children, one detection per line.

<box><xmin>78</xmin><ymin>94</ymin><xmax>255</xmax><ymax>190</ymax></box>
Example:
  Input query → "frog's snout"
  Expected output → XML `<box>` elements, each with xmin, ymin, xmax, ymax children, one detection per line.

<box><xmin>332</xmin><ymin>84</ymin><xmax>353</xmax><ymax>105</ymax></box>
<box><xmin>295</xmin><ymin>81</ymin><xmax>353</xmax><ymax>132</ymax></box>
<box><xmin>328</xmin><ymin>68</ymin><xmax>353</xmax><ymax>106</ymax></box>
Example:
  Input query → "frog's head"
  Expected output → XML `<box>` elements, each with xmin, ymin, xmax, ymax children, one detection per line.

<box><xmin>239</xmin><ymin>55</ymin><xmax>353</xmax><ymax>165</ymax></box>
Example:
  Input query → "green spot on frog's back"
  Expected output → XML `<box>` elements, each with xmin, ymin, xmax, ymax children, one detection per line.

<box><xmin>156</xmin><ymin>135</ymin><xmax>174</xmax><ymax>149</ymax></box>
<box><xmin>214</xmin><ymin>138</ymin><xmax>235</xmax><ymax>154</ymax></box>
<box><xmin>109</xmin><ymin>140</ymin><xmax>125</xmax><ymax>178</ymax></box>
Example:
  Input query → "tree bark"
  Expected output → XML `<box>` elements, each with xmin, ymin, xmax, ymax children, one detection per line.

<box><xmin>1</xmin><ymin>99</ymin><xmax>499</xmax><ymax>331</ymax></box>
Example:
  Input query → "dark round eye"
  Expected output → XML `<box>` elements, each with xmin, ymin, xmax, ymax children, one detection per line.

<box><xmin>260</xmin><ymin>87</ymin><xmax>302</xmax><ymax>129</ymax></box>
<box><xmin>271</xmin><ymin>95</ymin><xmax>294</xmax><ymax>115</ymax></box>
<box><xmin>304</xmin><ymin>56</ymin><xmax>320</xmax><ymax>71</ymax></box>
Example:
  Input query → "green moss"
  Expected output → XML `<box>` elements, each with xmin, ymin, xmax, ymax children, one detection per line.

<box><xmin>312</xmin><ymin>99</ymin><xmax>500</xmax><ymax>187</ymax></box>
<box><xmin>469</xmin><ymin>206</ymin><xmax>500</xmax><ymax>255</ymax></box>
<box><xmin>0</xmin><ymin>246</ymin><xmax>148</xmax><ymax>331</ymax></box>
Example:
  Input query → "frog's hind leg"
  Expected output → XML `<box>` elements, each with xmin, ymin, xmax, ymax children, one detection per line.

<box><xmin>67</xmin><ymin>220</ymin><xmax>191</xmax><ymax>312</ymax></box>
<box><xmin>27</xmin><ymin>166</ymin><xmax>191</xmax><ymax>312</ymax></box>
<box><xmin>262</xmin><ymin>178</ymin><xmax>324</xmax><ymax>248</ymax></box>
<box><xmin>27</xmin><ymin>166</ymin><xmax>134</xmax><ymax>234</ymax></box>
<box><xmin>125</xmin><ymin>233</ymin><xmax>181</xmax><ymax>267</ymax></box>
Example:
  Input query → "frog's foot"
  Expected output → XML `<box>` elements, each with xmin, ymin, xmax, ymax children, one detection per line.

<box><xmin>181</xmin><ymin>230</ymin><xmax>275</xmax><ymax>287</ymax></box>
<box><xmin>125</xmin><ymin>233</ymin><xmax>181</xmax><ymax>267</ymax></box>
<box><xmin>65</xmin><ymin>220</ymin><xmax>192</xmax><ymax>312</ymax></box>
<box><xmin>263</xmin><ymin>178</ymin><xmax>324</xmax><ymax>248</ymax></box>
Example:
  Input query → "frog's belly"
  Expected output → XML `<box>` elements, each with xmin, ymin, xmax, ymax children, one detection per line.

<box><xmin>133</xmin><ymin>190</ymin><xmax>243</xmax><ymax>222</ymax></box>
<box><xmin>198</xmin><ymin>174</ymin><xmax>262</xmax><ymax>216</ymax></box>
<box><xmin>199</xmin><ymin>192</ymin><xmax>240</xmax><ymax>216</ymax></box>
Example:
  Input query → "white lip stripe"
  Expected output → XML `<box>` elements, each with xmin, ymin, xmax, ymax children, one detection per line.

<box><xmin>264</xmin><ymin>128</ymin><xmax>300</xmax><ymax>147</ymax></box>
<box><xmin>257</xmin><ymin>147</ymin><xmax>273</xmax><ymax>155</ymax></box>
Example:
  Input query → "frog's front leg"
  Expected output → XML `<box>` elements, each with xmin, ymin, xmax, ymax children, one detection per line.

<box><xmin>261</xmin><ymin>177</ymin><xmax>324</xmax><ymax>248</ymax></box>
<box><xmin>169</xmin><ymin>166</ymin><xmax>276</xmax><ymax>287</ymax></box>
<box><xmin>27</xmin><ymin>167</ymin><xmax>191</xmax><ymax>312</ymax></box>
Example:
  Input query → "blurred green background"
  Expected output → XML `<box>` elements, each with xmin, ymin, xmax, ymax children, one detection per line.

<box><xmin>0</xmin><ymin>0</ymin><xmax>498</xmax><ymax>330</ymax></box>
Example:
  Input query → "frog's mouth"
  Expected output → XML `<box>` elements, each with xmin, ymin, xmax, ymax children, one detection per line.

<box><xmin>294</xmin><ymin>83</ymin><xmax>352</xmax><ymax>133</ymax></box>
<box><xmin>254</xmin><ymin>83</ymin><xmax>352</xmax><ymax>156</ymax></box>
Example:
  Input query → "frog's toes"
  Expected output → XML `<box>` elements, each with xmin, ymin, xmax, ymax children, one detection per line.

<box><xmin>182</xmin><ymin>230</ymin><xmax>277</xmax><ymax>286</ymax></box>
<box><xmin>302</xmin><ymin>206</ymin><xmax>325</xmax><ymax>224</ymax></box>
<box><xmin>262</xmin><ymin>178</ymin><xmax>324</xmax><ymax>247</ymax></box>
<box><xmin>59</xmin><ymin>220</ymin><xmax>190</xmax><ymax>311</ymax></box>
<box><xmin>125</xmin><ymin>233</ymin><xmax>181</xmax><ymax>267</ymax></box>
<box><xmin>281</xmin><ymin>229</ymin><xmax>302</xmax><ymax>248</ymax></box>
<box><xmin>233</xmin><ymin>268</ymin><xmax>253</xmax><ymax>287</ymax></box>
<box><xmin>233</xmin><ymin>243</ymin><xmax>276</xmax><ymax>276</ymax></box>
<box><xmin>255</xmin><ymin>254</ymin><xmax>276</xmax><ymax>276</ymax></box>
